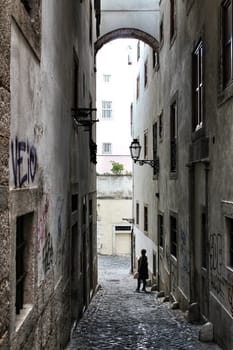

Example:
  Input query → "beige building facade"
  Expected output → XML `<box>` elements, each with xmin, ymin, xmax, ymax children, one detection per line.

<box><xmin>97</xmin><ymin>175</ymin><xmax>132</xmax><ymax>256</ymax></box>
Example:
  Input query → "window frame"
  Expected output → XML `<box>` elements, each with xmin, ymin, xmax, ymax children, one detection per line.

<box><xmin>144</xmin><ymin>205</ymin><xmax>148</xmax><ymax>233</ymax></box>
<box><xmin>222</xmin><ymin>0</ymin><xmax>233</xmax><ymax>88</ymax></box>
<box><xmin>102</xmin><ymin>142</ymin><xmax>112</xmax><ymax>154</ymax></box>
<box><xmin>15</xmin><ymin>213</ymin><xmax>34</xmax><ymax>315</ymax></box>
<box><xmin>170</xmin><ymin>0</ymin><xmax>177</xmax><ymax>44</ymax></box>
<box><xmin>170</xmin><ymin>213</ymin><xmax>177</xmax><ymax>259</ymax></box>
<box><xmin>103</xmin><ymin>74</ymin><xmax>111</xmax><ymax>83</ymax></box>
<box><xmin>158</xmin><ymin>213</ymin><xmax>164</xmax><ymax>249</ymax></box>
<box><xmin>136</xmin><ymin>202</ymin><xmax>139</xmax><ymax>226</ymax></box>
<box><xmin>144</xmin><ymin>59</ymin><xmax>148</xmax><ymax>88</ymax></box>
<box><xmin>160</xmin><ymin>16</ymin><xmax>164</xmax><ymax>49</ymax></box>
<box><xmin>136</xmin><ymin>75</ymin><xmax>140</xmax><ymax>100</ymax></box>
<box><xmin>101</xmin><ymin>100</ymin><xmax>112</xmax><ymax>119</ymax></box>
<box><xmin>170</xmin><ymin>94</ymin><xmax>178</xmax><ymax>176</ymax></box>
<box><xmin>144</xmin><ymin>130</ymin><xmax>148</xmax><ymax>159</ymax></box>
<box><xmin>192</xmin><ymin>40</ymin><xmax>204</xmax><ymax>132</ymax></box>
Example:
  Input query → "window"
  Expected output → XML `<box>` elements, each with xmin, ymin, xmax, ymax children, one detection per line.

<box><xmin>144</xmin><ymin>130</ymin><xmax>148</xmax><ymax>159</ymax></box>
<box><xmin>153</xmin><ymin>251</ymin><xmax>156</xmax><ymax>275</ymax></box>
<box><xmin>144</xmin><ymin>206</ymin><xmax>148</xmax><ymax>233</ymax></box>
<box><xmin>170</xmin><ymin>214</ymin><xmax>177</xmax><ymax>258</ymax></box>
<box><xmin>222</xmin><ymin>0</ymin><xmax>233</xmax><ymax>87</ymax></box>
<box><xmin>136</xmin><ymin>75</ymin><xmax>140</xmax><ymax>100</ymax></box>
<box><xmin>227</xmin><ymin>217</ymin><xmax>233</xmax><ymax>268</ymax></box>
<box><xmin>170</xmin><ymin>0</ymin><xmax>177</xmax><ymax>42</ymax></box>
<box><xmin>201</xmin><ymin>211</ymin><xmax>207</xmax><ymax>268</ymax></box>
<box><xmin>144</xmin><ymin>60</ymin><xmax>148</xmax><ymax>87</ymax></box>
<box><xmin>158</xmin><ymin>214</ymin><xmax>164</xmax><ymax>248</ymax></box>
<box><xmin>153</xmin><ymin>50</ymin><xmax>160</xmax><ymax>70</ymax></box>
<box><xmin>160</xmin><ymin>17</ymin><xmax>164</xmax><ymax>46</ymax></box>
<box><xmin>72</xmin><ymin>193</ymin><xmax>78</xmax><ymax>212</ymax></box>
<box><xmin>170</xmin><ymin>99</ymin><xmax>177</xmax><ymax>173</ymax></box>
<box><xmin>73</xmin><ymin>54</ymin><xmax>79</xmax><ymax>109</ymax></box>
<box><xmin>192</xmin><ymin>40</ymin><xmax>203</xmax><ymax>131</ymax></box>
<box><xmin>115</xmin><ymin>226</ymin><xmax>131</xmax><ymax>231</ymax></box>
<box><xmin>102</xmin><ymin>143</ymin><xmax>112</xmax><ymax>154</ymax></box>
<box><xmin>102</xmin><ymin>101</ymin><xmax>112</xmax><ymax>119</ymax></box>
<box><xmin>153</xmin><ymin>122</ymin><xmax>158</xmax><ymax>176</ymax></box>
<box><xmin>159</xmin><ymin>111</ymin><xmax>163</xmax><ymax>139</ymax></box>
<box><xmin>16</xmin><ymin>213</ymin><xmax>34</xmax><ymax>314</ymax></box>
<box><xmin>137</xmin><ymin>40</ymin><xmax>140</xmax><ymax>61</ymax></box>
<box><xmin>89</xmin><ymin>1</ymin><xmax>93</xmax><ymax>45</ymax></box>
<box><xmin>130</xmin><ymin>103</ymin><xmax>133</xmax><ymax>136</ymax></box>
<box><xmin>136</xmin><ymin>203</ymin><xmax>139</xmax><ymax>225</ymax></box>
<box><xmin>103</xmin><ymin>74</ymin><xmax>111</xmax><ymax>83</ymax></box>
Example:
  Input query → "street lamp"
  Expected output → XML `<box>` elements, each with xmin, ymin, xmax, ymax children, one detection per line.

<box><xmin>129</xmin><ymin>138</ymin><xmax>159</xmax><ymax>173</ymax></box>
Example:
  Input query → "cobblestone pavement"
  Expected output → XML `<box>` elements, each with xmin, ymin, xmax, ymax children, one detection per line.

<box><xmin>67</xmin><ymin>255</ymin><xmax>222</xmax><ymax>350</ymax></box>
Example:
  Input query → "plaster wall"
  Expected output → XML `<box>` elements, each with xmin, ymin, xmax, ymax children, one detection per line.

<box><xmin>100</xmin><ymin>0</ymin><xmax>160</xmax><ymax>42</ymax></box>
<box><xmin>97</xmin><ymin>174</ymin><xmax>132</xmax><ymax>256</ymax></box>
<box><xmin>132</xmin><ymin>0</ymin><xmax>233</xmax><ymax>348</ymax></box>
<box><xmin>96</xmin><ymin>39</ymin><xmax>136</xmax><ymax>174</ymax></box>
<box><xmin>0</xmin><ymin>0</ymin><xmax>98</xmax><ymax>348</ymax></box>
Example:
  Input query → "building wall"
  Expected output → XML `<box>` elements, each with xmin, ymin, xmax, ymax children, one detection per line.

<box><xmin>132</xmin><ymin>40</ymin><xmax>160</xmax><ymax>278</ymax></box>
<box><xmin>0</xmin><ymin>0</ymin><xmax>98</xmax><ymax>348</ymax></box>
<box><xmin>97</xmin><ymin>175</ymin><xmax>132</xmax><ymax>255</ymax></box>
<box><xmin>96</xmin><ymin>39</ymin><xmax>136</xmax><ymax>174</ymax></box>
<box><xmin>132</xmin><ymin>1</ymin><xmax>233</xmax><ymax>349</ymax></box>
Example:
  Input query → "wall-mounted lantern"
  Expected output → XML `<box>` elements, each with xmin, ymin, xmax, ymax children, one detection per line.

<box><xmin>129</xmin><ymin>138</ymin><xmax>159</xmax><ymax>173</ymax></box>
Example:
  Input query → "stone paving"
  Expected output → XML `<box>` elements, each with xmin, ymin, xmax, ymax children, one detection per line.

<box><xmin>66</xmin><ymin>255</ymin><xmax>222</xmax><ymax>350</ymax></box>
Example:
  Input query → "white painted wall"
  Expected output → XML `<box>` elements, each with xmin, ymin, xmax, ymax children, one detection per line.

<box><xmin>96</xmin><ymin>39</ymin><xmax>137</xmax><ymax>174</ymax></box>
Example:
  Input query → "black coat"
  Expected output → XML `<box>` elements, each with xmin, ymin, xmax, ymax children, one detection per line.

<box><xmin>138</xmin><ymin>256</ymin><xmax>148</xmax><ymax>280</ymax></box>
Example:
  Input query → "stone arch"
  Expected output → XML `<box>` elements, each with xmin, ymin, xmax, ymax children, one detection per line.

<box><xmin>95</xmin><ymin>28</ymin><xmax>159</xmax><ymax>55</ymax></box>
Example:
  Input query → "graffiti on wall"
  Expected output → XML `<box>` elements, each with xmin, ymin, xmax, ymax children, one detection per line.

<box><xmin>42</xmin><ymin>232</ymin><xmax>53</xmax><ymax>274</ymax></box>
<box><xmin>38</xmin><ymin>194</ymin><xmax>53</xmax><ymax>280</ymax></box>
<box><xmin>11</xmin><ymin>137</ymin><xmax>37</xmax><ymax>188</ymax></box>
<box><xmin>210</xmin><ymin>233</ymin><xmax>224</xmax><ymax>299</ymax></box>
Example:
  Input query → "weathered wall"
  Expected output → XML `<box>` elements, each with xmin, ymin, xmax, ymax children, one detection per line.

<box><xmin>132</xmin><ymin>0</ymin><xmax>233</xmax><ymax>348</ymax></box>
<box><xmin>0</xmin><ymin>0</ymin><xmax>98</xmax><ymax>348</ymax></box>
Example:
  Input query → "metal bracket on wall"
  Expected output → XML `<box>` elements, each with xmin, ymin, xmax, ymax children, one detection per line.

<box><xmin>71</xmin><ymin>108</ymin><xmax>98</xmax><ymax>130</ymax></box>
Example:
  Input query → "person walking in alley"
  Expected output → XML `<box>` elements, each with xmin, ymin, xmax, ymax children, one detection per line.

<box><xmin>136</xmin><ymin>249</ymin><xmax>148</xmax><ymax>292</ymax></box>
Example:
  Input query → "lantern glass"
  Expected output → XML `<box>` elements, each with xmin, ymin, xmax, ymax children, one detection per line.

<box><xmin>129</xmin><ymin>139</ymin><xmax>141</xmax><ymax>161</ymax></box>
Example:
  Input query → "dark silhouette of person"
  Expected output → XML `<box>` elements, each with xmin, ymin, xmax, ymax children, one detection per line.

<box><xmin>136</xmin><ymin>249</ymin><xmax>148</xmax><ymax>292</ymax></box>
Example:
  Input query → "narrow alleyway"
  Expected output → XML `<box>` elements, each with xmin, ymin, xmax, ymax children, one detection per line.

<box><xmin>67</xmin><ymin>256</ymin><xmax>222</xmax><ymax>350</ymax></box>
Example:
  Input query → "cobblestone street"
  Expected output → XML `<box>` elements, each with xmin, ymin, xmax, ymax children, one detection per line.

<box><xmin>67</xmin><ymin>255</ymin><xmax>222</xmax><ymax>350</ymax></box>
